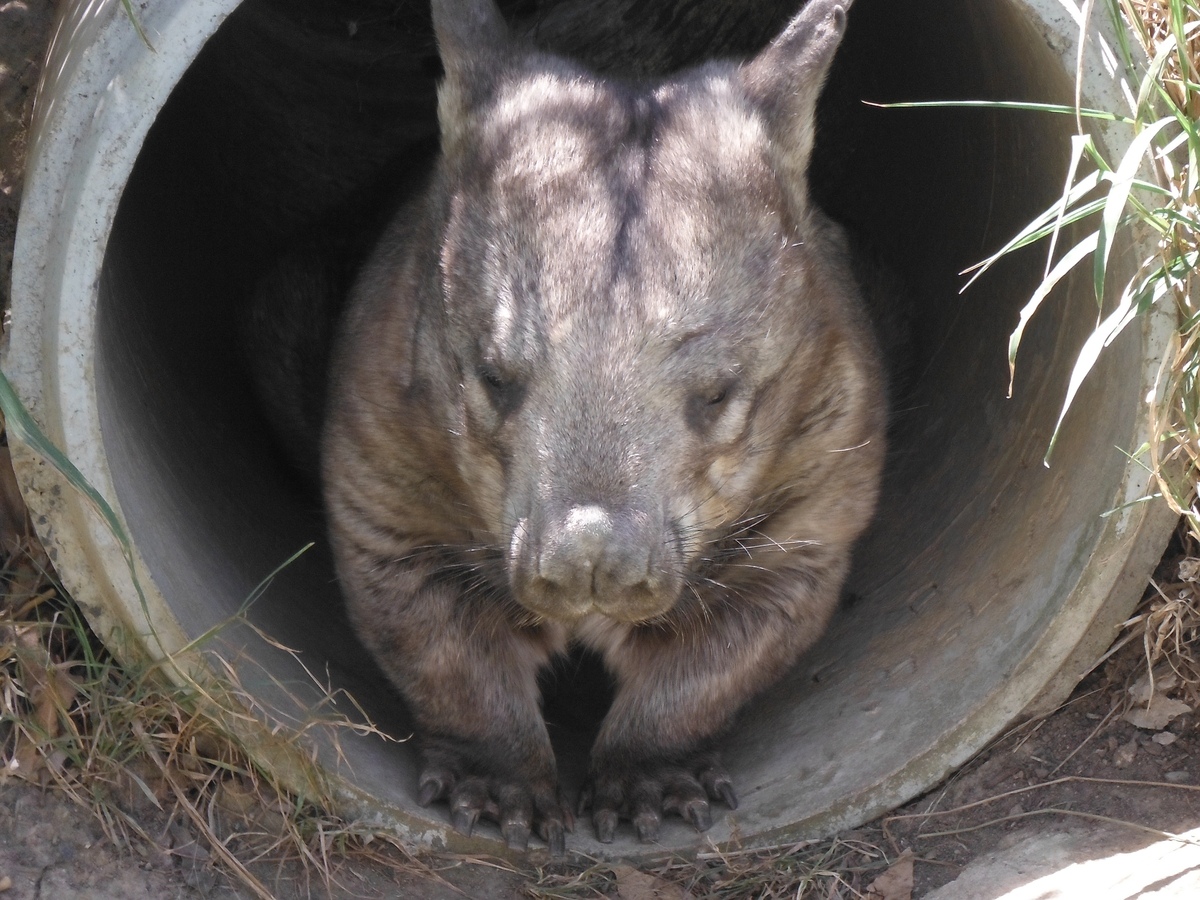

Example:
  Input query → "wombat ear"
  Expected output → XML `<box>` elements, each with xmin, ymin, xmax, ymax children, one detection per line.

<box><xmin>738</xmin><ymin>0</ymin><xmax>850</xmax><ymax>211</ymax></box>
<box><xmin>431</xmin><ymin>0</ymin><xmax>513</xmax><ymax>151</ymax></box>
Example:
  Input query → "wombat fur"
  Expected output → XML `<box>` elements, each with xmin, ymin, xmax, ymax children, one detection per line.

<box><xmin>308</xmin><ymin>0</ymin><xmax>887</xmax><ymax>852</ymax></box>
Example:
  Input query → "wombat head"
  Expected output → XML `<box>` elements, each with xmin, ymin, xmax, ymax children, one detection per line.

<box><xmin>427</xmin><ymin>0</ymin><xmax>879</xmax><ymax>625</ymax></box>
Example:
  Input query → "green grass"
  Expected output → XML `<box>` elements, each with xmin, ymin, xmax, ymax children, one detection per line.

<box><xmin>884</xmin><ymin>1</ymin><xmax>1198</xmax><ymax>476</ymax></box>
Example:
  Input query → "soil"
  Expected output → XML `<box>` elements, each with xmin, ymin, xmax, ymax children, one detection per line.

<box><xmin>2</xmin><ymin>4</ymin><xmax>1199</xmax><ymax>899</ymax></box>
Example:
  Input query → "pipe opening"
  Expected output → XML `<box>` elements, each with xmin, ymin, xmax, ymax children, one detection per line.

<box><xmin>88</xmin><ymin>0</ymin><xmax>1162</xmax><ymax>851</ymax></box>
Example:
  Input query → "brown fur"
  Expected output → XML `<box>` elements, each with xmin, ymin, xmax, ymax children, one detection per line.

<box><xmin>322</xmin><ymin>0</ymin><xmax>885</xmax><ymax>851</ymax></box>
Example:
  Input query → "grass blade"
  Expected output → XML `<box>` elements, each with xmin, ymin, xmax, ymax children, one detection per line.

<box><xmin>1170</xmin><ymin>0</ymin><xmax>1193</xmax><ymax>84</ymax></box>
<box><xmin>868</xmin><ymin>98</ymin><xmax>1137</xmax><ymax>124</ymax></box>
<box><xmin>1046</xmin><ymin>135</ymin><xmax>1098</xmax><ymax>281</ymax></box>
<box><xmin>1110</xmin><ymin>0</ymin><xmax>1143</xmax><ymax>82</ymax></box>
<box><xmin>1009</xmin><ymin>232</ymin><xmax>1100</xmax><ymax>397</ymax></box>
<box><xmin>1094</xmin><ymin>117</ymin><xmax>1173</xmax><ymax>304</ymax></box>
<box><xmin>0</xmin><ymin>370</ymin><xmax>160</xmax><ymax>652</ymax></box>
<box><xmin>1044</xmin><ymin>294</ymin><xmax>1144</xmax><ymax>465</ymax></box>
<box><xmin>1077</xmin><ymin>0</ymin><xmax>1097</xmax><ymax>133</ymax></box>
<box><xmin>962</xmin><ymin>171</ymin><xmax>1103</xmax><ymax>290</ymax></box>
<box><xmin>119</xmin><ymin>0</ymin><xmax>155</xmax><ymax>51</ymax></box>
<box><xmin>1135</xmin><ymin>28</ymin><xmax>1177</xmax><ymax>120</ymax></box>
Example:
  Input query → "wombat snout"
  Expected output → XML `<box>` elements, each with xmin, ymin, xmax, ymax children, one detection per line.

<box><xmin>513</xmin><ymin>503</ymin><xmax>680</xmax><ymax>622</ymax></box>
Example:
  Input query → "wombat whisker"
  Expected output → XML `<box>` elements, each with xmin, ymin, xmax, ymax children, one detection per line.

<box><xmin>828</xmin><ymin>438</ymin><xmax>875</xmax><ymax>454</ymax></box>
<box><xmin>727</xmin><ymin>539</ymin><xmax>754</xmax><ymax>558</ymax></box>
<box><xmin>690</xmin><ymin>574</ymin><xmax>729</xmax><ymax>592</ymax></box>
<box><xmin>744</xmin><ymin>536</ymin><xmax>818</xmax><ymax>554</ymax></box>
<box><xmin>723</xmin><ymin>562</ymin><xmax>777</xmax><ymax>575</ymax></box>
<box><xmin>722</xmin><ymin>514</ymin><xmax>773</xmax><ymax>541</ymax></box>
<box><xmin>683</xmin><ymin>583</ymin><xmax>714</xmax><ymax>624</ymax></box>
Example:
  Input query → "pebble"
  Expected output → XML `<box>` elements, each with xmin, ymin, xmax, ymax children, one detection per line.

<box><xmin>1113</xmin><ymin>739</ymin><xmax>1139</xmax><ymax>769</ymax></box>
<box><xmin>1165</xmin><ymin>771</ymin><xmax>1192</xmax><ymax>784</ymax></box>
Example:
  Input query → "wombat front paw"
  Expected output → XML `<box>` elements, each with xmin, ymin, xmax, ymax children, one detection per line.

<box><xmin>417</xmin><ymin>750</ymin><xmax>574</xmax><ymax>854</ymax></box>
<box><xmin>580</xmin><ymin>752</ymin><xmax>738</xmax><ymax>843</ymax></box>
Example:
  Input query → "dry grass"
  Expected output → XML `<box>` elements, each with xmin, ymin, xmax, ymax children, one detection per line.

<box><xmin>0</xmin><ymin>441</ymin><xmax>447</xmax><ymax>899</ymax></box>
<box><xmin>1127</xmin><ymin>0</ymin><xmax>1200</xmax><ymax>110</ymax></box>
<box><xmin>526</xmin><ymin>837</ymin><xmax>899</xmax><ymax>900</ymax></box>
<box><xmin>1117</xmin><ymin>0</ymin><xmax>1200</xmax><ymax>540</ymax></box>
<box><xmin>1125</xmin><ymin>551</ymin><xmax>1200</xmax><ymax>707</ymax></box>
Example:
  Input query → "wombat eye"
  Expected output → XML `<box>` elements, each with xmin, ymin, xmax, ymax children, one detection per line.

<box><xmin>705</xmin><ymin>378</ymin><xmax>737</xmax><ymax>407</ymax></box>
<box><xmin>687</xmin><ymin>380</ymin><xmax>736</xmax><ymax>432</ymax></box>
<box><xmin>479</xmin><ymin>365</ymin><xmax>505</xmax><ymax>391</ymax></box>
<box><xmin>477</xmin><ymin>363</ymin><xmax>524</xmax><ymax>415</ymax></box>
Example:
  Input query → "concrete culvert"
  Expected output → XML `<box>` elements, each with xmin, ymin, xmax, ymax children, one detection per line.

<box><xmin>8</xmin><ymin>0</ymin><xmax>1179</xmax><ymax>856</ymax></box>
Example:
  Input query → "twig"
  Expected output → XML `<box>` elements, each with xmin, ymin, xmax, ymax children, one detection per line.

<box><xmin>919</xmin><ymin>807</ymin><xmax>1200</xmax><ymax>846</ymax></box>
<box><xmin>884</xmin><ymin>774</ymin><xmax>1200</xmax><ymax>845</ymax></box>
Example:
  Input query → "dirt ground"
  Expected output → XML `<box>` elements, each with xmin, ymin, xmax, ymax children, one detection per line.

<box><xmin>3</xmin><ymin>3</ymin><xmax>1200</xmax><ymax>899</ymax></box>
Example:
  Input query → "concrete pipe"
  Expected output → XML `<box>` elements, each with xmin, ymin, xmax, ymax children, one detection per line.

<box><xmin>7</xmin><ymin>0</ymin><xmax>1179</xmax><ymax>855</ymax></box>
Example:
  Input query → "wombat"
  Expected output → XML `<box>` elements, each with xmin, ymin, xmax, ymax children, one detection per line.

<box><xmin>320</xmin><ymin>0</ymin><xmax>886</xmax><ymax>852</ymax></box>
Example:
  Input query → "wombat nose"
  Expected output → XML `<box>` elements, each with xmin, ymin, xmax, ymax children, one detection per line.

<box><xmin>537</xmin><ymin>504</ymin><xmax>653</xmax><ymax>596</ymax></box>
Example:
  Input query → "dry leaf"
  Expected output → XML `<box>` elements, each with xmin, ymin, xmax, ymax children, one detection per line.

<box><xmin>1128</xmin><ymin>669</ymin><xmax>1179</xmax><ymax>705</ymax></box>
<box><xmin>0</xmin><ymin>443</ymin><xmax>54</xmax><ymax>613</ymax></box>
<box><xmin>866</xmin><ymin>850</ymin><xmax>914</xmax><ymax>900</ymax></box>
<box><xmin>1123</xmin><ymin>697</ymin><xmax>1191</xmax><ymax>730</ymax></box>
<box><xmin>214</xmin><ymin>777</ymin><xmax>260</xmax><ymax>818</ymax></box>
<box><xmin>9</xmin><ymin>737</ymin><xmax>45</xmax><ymax>785</ymax></box>
<box><xmin>167</xmin><ymin>820</ymin><xmax>210</xmax><ymax>863</ymax></box>
<box><xmin>0</xmin><ymin>444</ymin><xmax>31</xmax><ymax>556</ymax></box>
<box><xmin>613</xmin><ymin>865</ymin><xmax>684</xmax><ymax>900</ymax></box>
<box><xmin>27</xmin><ymin>659</ymin><xmax>79</xmax><ymax>737</ymax></box>
<box><xmin>4</xmin><ymin>627</ymin><xmax>83</xmax><ymax>787</ymax></box>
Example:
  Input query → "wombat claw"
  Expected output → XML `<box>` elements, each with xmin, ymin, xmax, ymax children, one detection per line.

<box><xmin>581</xmin><ymin>758</ymin><xmax>739</xmax><ymax>843</ymax></box>
<box><xmin>418</xmin><ymin>762</ymin><xmax>572</xmax><ymax>854</ymax></box>
<box><xmin>699</xmin><ymin>769</ymin><xmax>739</xmax><ymax>811</ymax></box>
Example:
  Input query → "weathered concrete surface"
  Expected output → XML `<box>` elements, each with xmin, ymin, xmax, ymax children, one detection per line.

<box><xmin>926</xmin><ymin>825</ymin><xmax>1200</xmax><ymax>900</ymax></box>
